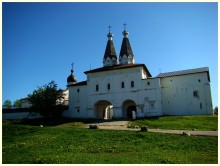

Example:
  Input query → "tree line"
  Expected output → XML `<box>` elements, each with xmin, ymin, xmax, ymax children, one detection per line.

<box><xmin>3</xmin><ymin>81</ymin><xmax>67</xmax><ymax>118</ymax></box>
<box><xmin>2</xmin><ymin>99</ymin><xmax>21</xmax><ymax>109</ymax></box>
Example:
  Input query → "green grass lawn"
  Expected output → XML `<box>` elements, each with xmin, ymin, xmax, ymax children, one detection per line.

<box><xmin>129</xmin><ymin>115</ymin><xmax>218</xmax><ymax>131</ymax></box>
<box><xmin>2</xmin><ymin>117</ymin><xmax>218</xmax><ymax>164</ymax></box>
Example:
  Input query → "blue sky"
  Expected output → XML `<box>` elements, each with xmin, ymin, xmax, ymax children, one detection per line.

<box><xmin>2</xmin><ymin>2</ymin><xmax>218</xmax><ymax>108</ymax></box>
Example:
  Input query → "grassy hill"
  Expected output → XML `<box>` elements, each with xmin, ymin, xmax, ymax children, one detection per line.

<box><xmin>2</xmin><ymin>116</ymin><xmax>218</xmax><ymax>164</ymax></box>
<box><xmin>129</xmin><ymin>115</ymin><xmax>218</xmax><ymax>131</ymax></box>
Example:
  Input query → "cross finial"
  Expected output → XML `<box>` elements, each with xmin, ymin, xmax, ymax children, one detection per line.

<box><xmin>123</xmin><ymin>23</ymin><xmax>127</xmax><ymax>31</ymax></box>
<box><xmin>108</xmin><ymin>25</ymin><xmax>112</xmax><ymax>33</ymax></box>
<box><xmin>71</xmin><ymin>62</ymin><xmax>74</xmax><ymax>73</ymax></box>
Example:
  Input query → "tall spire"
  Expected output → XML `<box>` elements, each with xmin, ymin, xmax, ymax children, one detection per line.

<box><xmin>119</xmin><ymin>24</ymin><xmax>134</xmax><ymax>65</ymax></box>
<box><xmin>103</xmin><ymin>25</ymin><xmax>118</xmax><ymax>67</ymax></box>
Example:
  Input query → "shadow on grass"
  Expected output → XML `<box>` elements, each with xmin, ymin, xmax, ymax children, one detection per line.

<box><xmin>5</xmin><ymin>118</ymin><xmax>96</xmax><ymax>127</ymax></box>
<box><xmin>3</xmin><ymin>116</ymin><xmax>162</xmax><ymax>127</ymax></box>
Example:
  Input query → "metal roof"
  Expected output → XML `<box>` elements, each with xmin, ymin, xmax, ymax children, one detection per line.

<box><xmin>103</xmin><ymin>39</ymin><xmax>117</xmax><ymax>60</ymax></box>
<box><xmin>67</xmin><ymin>81</ymin><xmax>87</xmax><ymax>87</ymax></box>
<box><xmin>119</xmin><ymin>37</ymin><xmax>134</xmax><ymax>58</ymax></box>
<box><xmin>156</xmin><ymin>67</ymin><xmax>210</xmax><ymax>81</ymax></box>
<box><xmin>84</xmin><ymin>63</ymin><xmax>152</xmax><ymax>77</ymax></box>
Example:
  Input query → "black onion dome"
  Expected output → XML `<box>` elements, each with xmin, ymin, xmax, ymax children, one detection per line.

<box><xmin>67</xmin><ymin>70</ymin><xmax>77</xmax><ymax>84</ymax></box>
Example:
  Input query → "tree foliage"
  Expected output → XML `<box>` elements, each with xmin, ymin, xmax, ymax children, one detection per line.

<box><xmin>214</xmin><ymin>106</ymin><xmax>218</xmax><ymax>115</ymax></box>
<box><xmin>28</xmin><ymin>81</ymin><xmax>66</xmax><ymax>118</ymax></box>
<box><xmin>13</xmin><ymin>99</ymin><xmax>22</xmax><ymax>108</ymax></box>
<box><xmin>3</xmin><ymin>100</ymin><xmax>12</xmax><ymax>109</ymax></box>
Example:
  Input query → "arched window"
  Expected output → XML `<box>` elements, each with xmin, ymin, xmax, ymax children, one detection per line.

<box><xmin>121</xmin><ymin>82</ymin><xmax>124</xmax><ymax>88</ymax></box>
<box><xmin>131</xmin><ymin>81</ymin><xmax>134</xmax><ymax>88</ymax></box>
<box><xmin>107</xmin><ymin>83</ymin><xmax>110</xmax><ymax>90</ymax></box>
<box><xmin>96</xmin><ymin>84</ymin><xmax>99</xmax><ymax>91</ymax></box>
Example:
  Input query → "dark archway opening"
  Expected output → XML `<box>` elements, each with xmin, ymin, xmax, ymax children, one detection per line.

<box><xmin>127</xmin><ymin>105</ymin><xmax>136</xmax><ymax>119</ymax></box>
<box><xmin>122</xmin><ymin>100</ymin><xmax>137</xmax><ymax>119</ymax></box>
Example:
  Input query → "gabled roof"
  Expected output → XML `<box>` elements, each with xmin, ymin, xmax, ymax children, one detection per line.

<box><xmin>156</xmin><ymin>67</ymin><xmax>210</xmax><ymax>81</ymax></box>
<box><xmin>84</xmin><ymin>63</ymin><xmax>152</xmax><ymax>77</ymax></box>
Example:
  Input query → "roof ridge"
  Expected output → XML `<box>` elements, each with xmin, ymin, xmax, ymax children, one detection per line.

<box><xmin>156</xmin><ymin>67</ymin><xmax>209</xmax><ymax>78</ymax></box>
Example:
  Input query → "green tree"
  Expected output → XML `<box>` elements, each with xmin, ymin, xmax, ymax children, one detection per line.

<box><xmin>13</xmin><ymin>99</ymin><xmax>21</xmax><ymax>108</ymax></box>
<box><xmin>3</xmin><ymin>100</ymin><xmax>12</xmax><ymax>109</ymax></box>
<box><xmin>28</xmin><ymin>81</ymin><xmax>65</xmax><ymax>118</ymax></box>
<box><xmin>214</xmin><ymin>106</ymin><xmax>218</xmax><ymax>115</ymax></box>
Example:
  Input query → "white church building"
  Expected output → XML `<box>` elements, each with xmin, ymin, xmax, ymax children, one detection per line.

<box><xmin>63</xmin><ymin>27</ymin><xmax>213</xmax><ymax>119</ymax></box>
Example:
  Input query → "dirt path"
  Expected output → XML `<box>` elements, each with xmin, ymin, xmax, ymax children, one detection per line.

<box><xmin>85</xmin><ymin>121</ymin><xmax>218</xmax><ymax>137</ymax></box>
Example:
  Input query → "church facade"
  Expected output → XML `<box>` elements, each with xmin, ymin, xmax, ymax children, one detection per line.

<box><xmin>63</xmin><ymin>27</ymin><xmax>213</xmax><ymax>119</ymax></box>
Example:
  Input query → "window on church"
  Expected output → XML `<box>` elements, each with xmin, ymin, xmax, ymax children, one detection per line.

<box><xmin>107</xmin><ymin>83</ymin><xmax>110</xmax><ymax>90</ymax></box>
<box><xmin>193</xmin><ymin>90</ymin><xmax>199</xmax><ymax>97</ymax></box>
<box><xmin>77</xmin><ymin>88</ymin><xmax>80</xmax><ymax>92</ymax></box>
<box><xmin>149</xmin><ymin>101</ymin><xmax>155</xmax><ymax>109</ymax></box>
<box><xmin>150</xmin><ymin>103</ymin><xmax>155</xmax><ymax>108</ymax></box>
<box><xmin>131</xmin><ymin>81</ymin><xmax>134</xmax><ymax>88</ymax></box>
<box><xmin>96</xmin><ymin>84</ymin><xmax>99</xmax><ymax>91</ymax></box>
<box><xmin>121</xmin><ymin>82</ymin><xmax>124</xmax><ymax>88</ymax></box>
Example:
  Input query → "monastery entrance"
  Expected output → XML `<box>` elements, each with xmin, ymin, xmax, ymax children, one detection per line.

<box><xmin>94</xmin><ymin>100</ymin><xmax>113</xmax><ymax>120</ymax></box>
<box><xmin>122</xmin><ymin>100</ymin><xmax>137</xmax><ymax>119</ymax></box>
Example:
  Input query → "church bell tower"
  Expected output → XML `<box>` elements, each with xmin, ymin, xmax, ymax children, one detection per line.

<box><xmin>119</xmin><ymin>24</ymin><xmax>135</xmax><ymax>65</ymax></box>
<box><xmin>103</xmin><ymin>26</ymin><xmax>118</xmax><ymax>67</ymax></box>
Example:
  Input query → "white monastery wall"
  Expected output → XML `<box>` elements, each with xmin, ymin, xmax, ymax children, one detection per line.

<box><xmin>86</xmin><ymin>66</ymin><xmax>147</xmax><ymax>118</ymax></box>
<box><xmin>141</xmin><ymin>78</ymin><xmax>162</xmax><ymax>116</ymax></box>
<box><xmin>21</xmin><ymin>101</ymin><xmax>32</xmax><ymax>108</ymax></box>
<box><xmin>63</xmin><ymin>85</ymin><xmax>88</xmax><ymax>118</ymax></box>
<box><xmin>160</xmin><ymin>73</ymin><xmax>213</xmax><ymax>115</ymax></box>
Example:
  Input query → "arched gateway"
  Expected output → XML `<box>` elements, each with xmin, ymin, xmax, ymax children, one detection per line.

<box><xmin>94</xmin><ymin>100</ymin><xmax>113</xmax><ymax>119</ymax></box>
<box><xmin>122</xmin><ymin>100</ymin><xmax>137</xmax><ymax>119</ymax></box>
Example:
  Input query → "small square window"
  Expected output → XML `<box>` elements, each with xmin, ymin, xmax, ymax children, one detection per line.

<box><xmin>149</xmin><ymin>101</ymin><xmax>155</xmax><ymax>109</ymax></box>
<box><xmin>193</xmin><ymin>91</ymin><xmax>199</xmax><ymax>97</ymax></box>
<box><xmin>77</xmin><ymin>89</ymin><xmax>80</xmax><ymax>92</ymax></box>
